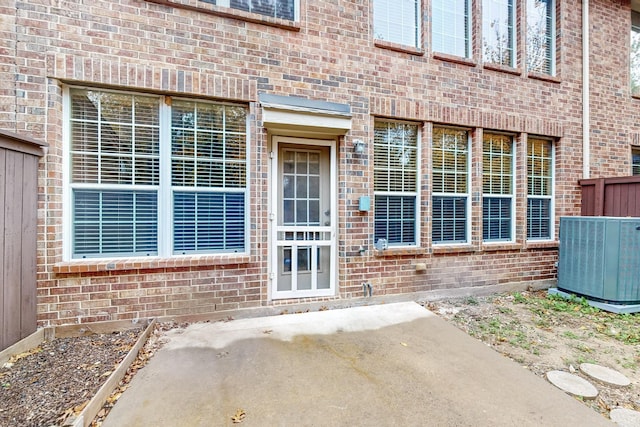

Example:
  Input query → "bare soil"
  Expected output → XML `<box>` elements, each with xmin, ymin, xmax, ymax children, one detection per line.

<box><xmin>426</xmin><ymin>290</ymin><xmax>640</xmax><ymax>418</ymax></box>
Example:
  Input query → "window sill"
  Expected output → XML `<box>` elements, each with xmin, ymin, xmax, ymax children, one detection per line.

<box><xmin>145</xmin><ymin>0</ymin><xmax>301</xmax><ymax>31</ymax></box>
<box><xmin>433</xmin><ymin>52</ymin><xmax>476</xmax><ymax>67</ymax></box>
<box><xmin>527</xmin><ymin>72</ymin><xmax>560</xmax><ymax>84</ymax></box>
<box><xmin>374</xmin><ymin>39</ymin><xmax>424</xmax><ymax>56</ymax></box>
<box><xmin>432</xmin><ymin>244</ymin><xmax>475</xmax><ymax>255</ymax></box>
<box><xmin>483</xmin><ymin>63</ymin><xmax>522</xmax><ymax>76</ymax></box>
<box><xmin>374</xmin><ymin>247</ymin><xmax>428</xmax><ymax>257</ymax></box>
<box><xmin>525</xmin><ymin>240</ymin><xmax>558</xmax><ymax>250</ymax></box>
<box><xmin>53</xmin><ymin>254</ymin><xmax>252</xmax><ymax>274</ymax></box>
<box><xmin>481</xmin><ymin>242</ymin><xmax>522</xmax><ymax>252</ymax></box>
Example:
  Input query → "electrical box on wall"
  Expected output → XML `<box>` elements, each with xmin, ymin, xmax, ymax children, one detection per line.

<box><xmin>358</xmin><ymin>196</ymin><xmax>370</xmax><ymax>212</ymax></box>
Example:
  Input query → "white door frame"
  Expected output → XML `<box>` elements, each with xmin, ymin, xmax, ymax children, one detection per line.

<box><xmin>269</xmin><ymin>136</ymin><xmax>337</xmax><ymax>300</ymax></box>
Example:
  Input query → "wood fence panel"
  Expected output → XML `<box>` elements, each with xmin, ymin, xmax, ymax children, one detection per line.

<box><xmin>21</xmin><ymin>155</ymin><xmax>38</xmax><ymax>338</ymax></box>
<box><xmin>4</xmin><ymin>150</ymin><xmax>23</xmax><ymax>348</ymax></box>
<box><xmin>0</xmin><ymin>130</ymin><xmax>45</xmax><ymax>352</ymax></box>
<box><xmin>0</xmin><ymin>149</ymin><xmax>5</xmax><ymax>351</ymax></box>
<box><xmin>580</xmin><ymin>176</ymin><xmax>640</xmax><ymax>218</ymax></box>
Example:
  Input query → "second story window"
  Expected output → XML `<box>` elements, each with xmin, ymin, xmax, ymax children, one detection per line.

<box><xmin>373</xmin><ymin>0</ymin><xmax>420</xmax><ymax>48</ymax></box>
<box><xmin>526</xmin><ymin>0</ymin><xmax>555</xmax><ymax>75</ymax></box>
<box><xmin>432</xmin><ymin>0</ymin><xmax>471</xmax><ymax>58</ymax></box>
<box><xmin>632</xmin><ymin>10</ymin><xmax>640</xmax><ymax>96</ymax></box>
<box><xmin>482</xmin><ymin>0</ymin><xmax>515</xmax><ymax>67</ymax></box>
<box><xmin>206</xmin><ymin>0</ymin><xmax>296</xmax><ymax>20</ymax></box>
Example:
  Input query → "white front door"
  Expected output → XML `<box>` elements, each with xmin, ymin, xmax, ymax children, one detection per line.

<box><xmin>271</xmin><ymin>137</ymin><xmax>336</xmax><ymax>299</ymax></box>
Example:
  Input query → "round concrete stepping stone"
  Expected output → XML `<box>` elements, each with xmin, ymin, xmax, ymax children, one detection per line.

<box><xmin>610</xmin><ymin>407</ymin><xmax>640</xmax><ymax>427</ymax></box>
<box><xmin>546</xmin><ymin>370</ymin><xmax>598</xmax><ymax>399</ymax></box>
<box><xmin>580</xmin><ymin>363</ymin><xmax>631</xmax><ymax>387</ymax></box>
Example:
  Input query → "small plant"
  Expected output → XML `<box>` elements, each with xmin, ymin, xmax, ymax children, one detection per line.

<box><xmin>513</xmin><ymin>292</ymin><xmax>527</xmax><ymax>304</ymax></box>
<box><xmin>465</xmin><ymin>296</ymin><xmax>479</xmax><ymax>305</ymax></box>
<box><xmin>562</xmin><ymin>330</ymin><xmax>579</xmax><ymax>340</ymax></box>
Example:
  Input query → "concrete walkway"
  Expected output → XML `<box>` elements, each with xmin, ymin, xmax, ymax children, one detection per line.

<box><xmin>103</xmin><ymin>302</ymin><xmax>613</xmax><ymax>426</ymax></box>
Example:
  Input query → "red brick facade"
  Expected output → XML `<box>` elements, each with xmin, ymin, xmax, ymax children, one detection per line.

<box><xmin>2</xmin><ymin>0</ymin><xmax>639</xmax><ymax>325</ymax></box>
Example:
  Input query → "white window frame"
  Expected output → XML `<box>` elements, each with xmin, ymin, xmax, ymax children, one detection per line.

<box><xmin>526</xmin><ymin>137</ymin><xmax>554</xmax><ymax>241</ymax></box>
<box><xmin>431</xmin><ymin>127</ymin><xmax>471</xmax><ymax>245</ymax></box>
<box><xmin>432</xmin><ymin>0</ymin><xmax>472</xmax><ymax>58</ymax></box>
<box><xmin>373</xmin><ymin>0</ymin><xmax>421</xmax><ymax>48</ymax></box>
<box><xmin>482</xmin><ymin>132</ymin><xmax>515</xmax><ymax>243</ymax></box>
<box><xmin>373</xmin><ymin>120</ymin><xmax>421</xmax><ymax>248</ymax></box>
<box><xmin>632</xmin><ymin>147</ymin><xmax>640</xmax><ymax>176</ymax></box>
<box><xmin>62</xmin><ymin>86</ymin><xmax>250</xmax><ymax>261</ymax></box>
<box><xmin>526</xmin><ymin>0</ymin><xmax>556</xmax><ymax>75</ymax></box>
<box><xmin>631</xmin><ymin>9</ymin><xmax>640</xmax><ymax>96</ymax></box>
<box><xmin>482</xmin><ymin>0</ymin><xmax>516</xmax><ymax>67</ymax></box>
<box><xmin>212</xmin><ymin>0</ymin><xmax>299</xmax><ymax>21</ymax></box>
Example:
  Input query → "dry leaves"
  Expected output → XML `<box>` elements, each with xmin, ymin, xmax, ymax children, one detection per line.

<box><xmin>231</xmin><ymin>408</ymin><xmax>246</xmax><ymax>423</ymax></box>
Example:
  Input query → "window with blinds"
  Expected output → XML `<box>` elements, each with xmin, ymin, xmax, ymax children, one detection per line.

<box><xmin>482</xmin><ymin>0</ymin><xmax>515</xmax><ymax>67</ymax></box>
<box><xmin>632</xmin><ymin>10</ymin><xmax>640</xmax><ymax>96</ymax></box>
<box><xmin>374</xmin><ymin>121</ymin><xmax>418</xmax><ymax>246</ymax></box>
<box><xmin>526</xmin><ymin>0</ymin><xmax>555</xmax><ymax>75</ymax></box>
<box><xmin>633</xmin><ymin>148</ymin><xmax>640</xmax><ymax>176</ymax></box>
<box><xmin>68</xmin><ymin>88</ymin><xmax>247</xmax><ymax>259</ymax></box>
<box><xmin>527</xmin><ymin>138</ymin><xmax>553</xmax><ymax>239</ymax></box>
<box><xmin>432</xmin><ymin>127</ymin><xmax>469</xmax><ymax>244</ymax></box>
<box><xmin>199</xmin><ymin>0</ymin><xmax>296</xmax><ymax>20</ymax></box>
<box><xmin>482</xmin><ymin>133</ymin><xmax>514</xmax><ymax>242</ymax></box>
<box><xmin>373</xmin><ymin>0</ymin><xmax>420</xmax><ymax>48</ymax></box>
<box><xmin>432</xmin><ymin>0</ymin><xmax>471</xmax><ymax>58</ymax></box>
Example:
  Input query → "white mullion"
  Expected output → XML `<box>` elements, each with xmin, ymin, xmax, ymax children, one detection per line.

<box><xmin>291</xmin><ymin>244</ymin><xmax>298</xmax><ymax>292</ymax></box>
<box><xmin>311</xmin><ymin>243</ymin><xmax>318</xmax><ymax>291</ymax></box>
<box><xmin>158</xmin><ymin>96</ymin><xmax>172</xmax><ymax>257</ymax></box>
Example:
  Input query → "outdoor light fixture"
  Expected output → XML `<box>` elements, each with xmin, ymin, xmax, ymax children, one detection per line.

<box><xmin>353</xmin><ymin>138</ymin><xmax>365</xmax><ymax>154</ymax></box>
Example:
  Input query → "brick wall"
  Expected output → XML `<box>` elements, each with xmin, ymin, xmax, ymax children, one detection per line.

<box><xmin>3</xmin><ymin>0</ymin><xmax>638</xmax><ymax>325</ymax></box>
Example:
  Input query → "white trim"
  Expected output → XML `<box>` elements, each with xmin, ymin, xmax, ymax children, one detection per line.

<box><xmin>526</xmin><ymin>137</ymin><xmax>555</xmax><ymax>242</ymax></box>
<box><xmin>158</xmin><ymin>97</ymin><xmax>172</xmax><ymax>256</ymax></box>
<box><xmin>582</xmin><ymin>0</ymin><xmax>590</xmax><ymax>179</ymax></box>
<box><xmin>270</xmin><ymin>136</ymin><xmax>338</xmax><ymax>300</ymax></box>
<box><xmin>62</xmin><ymin>86</ymin><xmax>72</xmax><ymax>261</ymax></box>
<box><xmin>262</xmin><ymin>108</ymin><xmax>352</xmax><ymax>135</ymax></box>
<box><xmin>63</xmin><ymin>87</ymin><xmax>251</xmax><ymax>260</ymax></box>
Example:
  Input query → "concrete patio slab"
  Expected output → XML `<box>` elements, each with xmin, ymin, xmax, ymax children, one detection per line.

<box><xmin>102</xmin><ymin>302</ymin><xmax>613</xmax><ymax>427</ymax></box>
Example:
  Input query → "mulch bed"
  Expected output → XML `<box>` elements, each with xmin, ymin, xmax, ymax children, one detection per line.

<box><xmin>0</xmin><ymin>329</ymin><xmax>142</xmax><ymax>427</ymax></box>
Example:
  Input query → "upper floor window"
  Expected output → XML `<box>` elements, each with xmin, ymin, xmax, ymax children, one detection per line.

<box><xmin>482</xmin><ymin>133</ymin><xmax>514</xmax><ymax>242</ymax></box>
<box><xmin>482</xmin><ymin>0</ymin><xmax>515</xmax><ymax>67</ymax></box>
<box><xmin>432</xmin><ymin>0</ymin><xmax>471</xmax><ymax>58</ymax></box>
<box><xmin>632</xmin><ymin>148</ymin><xmax>640</xmax><ymax>175</ymax></box>
<box><xmin>68</xmin><ymin>88</ymin><xmax>248</xmax><ymax>259</ymax></box>
<box><xmin>632</xmin><ymin>10</ymin><xmax>640</xmax><ymax>96</ymax></box>
<box><xmin>373</xmin><ymin>0</ymin><xmax>420</xmax><ymax>48</ymax></box>
<box><xmin>526</xmin><ymin>0</ymin><xmax>555</xmax><ymax>75</ymax></box>
<box><xmin>527</xmin><ymin>138</ymin><xmax>553</xmax><ymax>240</ymax></box>
<box><xmin>432</xmin><ymin>127</ymin><xmax>470</xmax><ymax>244</ymax></box>
<box><xmin>201</xmin><ymin>0</ymin><xmax>295</xmax><ymax>20</ymax></box>
<box><xmin>374</xmin><ymin>121</ymin><xmax>419</xmax><ymax>247</ymax></box>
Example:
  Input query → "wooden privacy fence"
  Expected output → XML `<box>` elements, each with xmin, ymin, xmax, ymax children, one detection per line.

<box><xmin>580</xmin><ymin>176</ymin><xmax>640</xmax><ymax>217</ymax></box>
<box><xmin>0</xmin><ymin>130</ymin><xmax>46</xmax><ymax>352</ymax></box>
